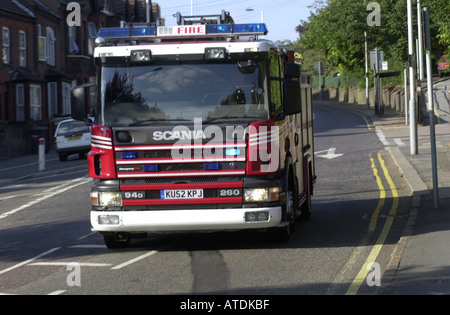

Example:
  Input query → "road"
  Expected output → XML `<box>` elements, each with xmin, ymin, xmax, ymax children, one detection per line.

<box><xmin>0</xmin><ymin>103</ymin><xmax>412</xmax><ymax>297</ymax></box>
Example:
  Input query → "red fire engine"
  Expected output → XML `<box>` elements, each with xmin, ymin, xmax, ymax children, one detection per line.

<box><xmin>71</xmin><ymin>11</ymin><xmax>315</xmax><ymax>248</ymax></box>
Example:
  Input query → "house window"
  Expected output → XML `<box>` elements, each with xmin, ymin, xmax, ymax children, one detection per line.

<box><xmin>30</xmin><ymin>85</ymin><xmax>42</xmax><ymax>120</ymax></box>
<box><xmin>19</xmin><ymin>31</ymin><xmax>27</xmax><ymax>67</ymax></box>
<box><xmin>68</xmin><ymin>26</ymin><xmax>79</xmax><ymax>54</ymax></box>
<box><xmin>48</xmin><ymin>82</ymin><xmax>57</xmax><ymax>117</ymax></box>
<box><xmin>16</xmin><ymin>84</ymin><xmax>25</xmax><ymax>122</ymax></box>
<box><xmin>2</xmin><ymin>27</ymin><xmax>10</xmax><ymax>64</ymax></box>
<box><xmin>38</xmin><ymin>24</ymin><xmax>46</xmax><ymax>61</ymax></box>
<box><xmin>62</xmin><ymin>82</ymin><xmax>71</xmax><ymax>114</ymax></box>
<box><xmin>46</xmin><ymin>27</ymin><xmax>55</xmax><ymax>66</ymax></box>
<box><xmin>38</xmin><ymin>36</ymin><xmax>46</xmax><ymax>61</ymax></box>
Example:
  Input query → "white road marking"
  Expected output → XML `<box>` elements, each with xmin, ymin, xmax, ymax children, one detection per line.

<box><xmin>376</xmin><ymin>130</ymin><xmax>390</xmax><ymax>146</ymax></box>
<box><xmin>0</xmin><ymin>177</ymin><xmax>90</xmax><ymax>220</ymax></box>
<box><xmin>0</xmin><ymin>195</ymin><xmax>18</xmax><ymax>201</ymax></box>
<box><xmin>394</xmin><ymin>138</ymin><xmax>406</xmax><ymax>146</ymax></box>
<box><xmin>111</xmin><ymin>251</ymin><xmax>158</xmax><ymax>270</ymax></box>
<box><xmin>0</xmin><ymin>247</ymin><xmax>61</xmax><ymax>275</ymax></box>
<box><xmin>76</xmin><ymin>232</ymin><xmax>98</xmax><ymax>241</ymax></box>
<box><xmin>68</xmin><ymin>244</ymin><xmax>106</xmax><ymax>249</ymax></box>
<box><xmin>29</xmin><ymin>262</ymin><xmax>111</xmax><ymax>267</ymax></box>
<box><xmin>315</xmin><ymin>148</ymin><xmax>344</xmax><ymax>160</ymax></box>
<box><xmin>47</xmin><ymin>290</ymin><xmax>66</xmax><ymax>295</ymax></box>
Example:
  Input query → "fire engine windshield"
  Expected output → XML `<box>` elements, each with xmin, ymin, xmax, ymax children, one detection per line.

<box><xmin>99</xmin><ymin>62</ymin><xmax>269</xmax><ymax>126</ymax></box>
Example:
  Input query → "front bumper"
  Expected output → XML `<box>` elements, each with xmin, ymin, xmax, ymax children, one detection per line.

<box><xmin>91</xmin><ymin>206</ymin><xmax>282</xmax><ymax>233</ymax></box>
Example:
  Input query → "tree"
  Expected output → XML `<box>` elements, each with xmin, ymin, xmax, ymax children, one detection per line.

<box><xmin>296</xmin><ymin>0</ymin><xmax>449</xmax><ymax>86</ymax></box>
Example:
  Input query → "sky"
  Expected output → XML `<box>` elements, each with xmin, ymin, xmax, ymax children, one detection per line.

<box><xmin>157</xmin><ymin>0</ymin><xmax>317</xmax><ymax>42</ymax></box>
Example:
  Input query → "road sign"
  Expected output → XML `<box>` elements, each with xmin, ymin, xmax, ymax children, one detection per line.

<box><xmin>370</xmin><ymin>49</ymin><xmax>383</xmax><ymax>70</ymax></box>
<box><xmin>314</xmin><ymin>61</ymin><xmax>324</xmax><ymax>76</ymax></box>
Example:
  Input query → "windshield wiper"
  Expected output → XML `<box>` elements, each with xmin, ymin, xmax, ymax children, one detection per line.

<box><xmin>128</xmin><ymin>118</ymin><xmax>190</xmax><ymax>126</ymax></box>
<box><xmin>203</xmin><ymin>115</ymin><xmax>264</xmax><ymax>124</ymax></box>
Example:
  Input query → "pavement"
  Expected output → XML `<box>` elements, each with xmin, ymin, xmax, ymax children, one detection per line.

<box><xmin>0</xmin><ymin>78</ymin><xmax>449</xmax><ymax>295</ymax></box>
<box><xmin>0</xmin><ymin>149</ymin><xmax>88</xmax><ymax>185</ymax></box>
<box><xmin>333</xmin><ymin>77</ymin><xmax>450</xmax><ymax>295</ymax></box>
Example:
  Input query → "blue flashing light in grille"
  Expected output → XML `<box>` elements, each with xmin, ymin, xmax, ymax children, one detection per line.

<box><xmin>225</xmin><ymin>148</ymin><xmax>241</xmax><ymax>156</ymax></box>
<box><xmin>203</xmin><ymin>162</ymin><xmax>219</xmax><ymax>170</ymax></box>
<box><xmin>143</xmin><ymin>164</ymin><xmax>159</xmax><ymax>172</ymax></box>
<box><xmin>122</xmin><ymin>152</ymin><xmax>137</xmax><ymax>159</ymax></box>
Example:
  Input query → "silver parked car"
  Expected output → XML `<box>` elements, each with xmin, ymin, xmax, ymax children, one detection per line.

<box><xmin>54</xmin><ymin>118</ymin><xmax>92</xmax><ymax>161</ymax></box>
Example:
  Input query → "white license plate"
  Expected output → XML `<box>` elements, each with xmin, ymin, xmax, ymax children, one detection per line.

<box><xmin>161</xmin><ymin>189</ymin><xmax>204</xmax><ymax>199</ymax></box>
<box><xmin>66</xmin><ymin>136</ymin><xmax>82</xmax><ymax>141</ymax></box>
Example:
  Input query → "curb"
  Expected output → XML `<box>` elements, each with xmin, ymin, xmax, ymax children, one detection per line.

<box><xmin>14</xmin><ymin>165</ymin><xmax>88</xmax><ymax>182</ymax></box>
<box><xmin>344</xmin><ymin>105</ymin><xmax>430</xmax><ymax>293</ymax></box>
<box><xmin>377</xmin><ymin>147</ymin><xmax>429</xmax><ymax>292</ymax></box>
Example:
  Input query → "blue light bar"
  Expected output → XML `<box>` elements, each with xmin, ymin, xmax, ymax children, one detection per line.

<box><xmin>131</xmin><ymin>27</ymin><xmax>157</xmax><ymax>37</ymax></box>
<box><xmin>97</xmin><ymin>27</ymin><xmax>129</xmax><ymax>38</ymax></box>
<box><xmin>97</xmin><ymin>26</ymin><xmax>157</xmax><ymax>39</ymax></box>
<box><xmin>206</xmin><ymin>24</ymin><xmax>233</xmax><ymax>34</ymax></box>
<box><xmin>97</xmin><ymin>23</ymin><xmax>267</xmax><ymax>40</ymax></box>
<box><xmin>233</xmin><ymin>24</ymin><xmax>268</xmax><ymax>34</ymax></box>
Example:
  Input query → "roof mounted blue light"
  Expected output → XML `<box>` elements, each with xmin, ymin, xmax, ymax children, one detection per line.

<box><xmin>97</xmin><ymin>26</ymin><xmax>157</xmax><ymax>39</ymax></box>
<box><xmin>96</xmin><ymin>23</ymin><xmax>267</xmax><ymax>41</ymax></box>
<box><xmin>206</xmin><ymin>24</ymin><xmax>233</xmax><ymax>34</ymax></box>
<box><xmin>233</xmin><ymin>24</ymin><xmax>268</xmax><ymax>35</ymax></box>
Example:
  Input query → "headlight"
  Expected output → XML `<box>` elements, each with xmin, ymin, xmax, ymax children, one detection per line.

<box><xmin>205</xmin><ymin>47</ymin><xmax>226</xmax><ymax>60</ymax></box>
<box><xmin>91</xmin><ymin>192</ymin><xmax>122</xmax><ymax>207</ymax></box>
<box><xmin>131</xmin><ymin>50</ymin><xmax>151</xmax><ymax>62</ymax></box>
<box><xmin>244</xmin><ymin>187</ymin><xmax>280</xmax><ymax>202</ymax></box>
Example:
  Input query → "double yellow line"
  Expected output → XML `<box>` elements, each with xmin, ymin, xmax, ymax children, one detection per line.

<box><xmin>345</xmin><ymin>151</ymin><xmax>399</xmax><ymax>295</ymax></box>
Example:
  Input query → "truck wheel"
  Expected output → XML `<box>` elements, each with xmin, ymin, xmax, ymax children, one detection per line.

<box><xmin>274</xmin><ymin>190</ymin><xmax>295</xmax><ymax>242</ymax></box>
<box><xmin>103</xmin><ymin>233</ymin><xmax>131</xmax><ymax>249</ymax></box>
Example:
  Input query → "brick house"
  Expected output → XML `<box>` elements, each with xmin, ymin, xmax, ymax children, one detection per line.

<box><xmin>0</xmin><ymin>0</ymin><xmax>160</xmax><ymax>158</ymax></box>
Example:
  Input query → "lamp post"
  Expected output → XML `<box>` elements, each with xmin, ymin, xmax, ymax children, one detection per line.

<box><xmin>246</xmin><ymin>8</ymin><xmax>264</xmax><ymax>38</ymax></box>
<box><xmin>407</xmin><ymin>0</ymin><xmax>418</xmax><ymax>155</ymax></box>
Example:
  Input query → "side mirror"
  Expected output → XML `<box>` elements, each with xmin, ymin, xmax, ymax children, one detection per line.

<box><xmin>71</xmin><ymin>83</ymin><xmax>94</xmax><ymax>121</ymax></box>
<box><xmin>284</xmin><ymin>79</ymin><xmax>301</xmax><ymax>115</ymax></box>
<box><xmin>285</xmin><ymin>62</ymin><xmax>301</xmax><ymax>78</ymax></box>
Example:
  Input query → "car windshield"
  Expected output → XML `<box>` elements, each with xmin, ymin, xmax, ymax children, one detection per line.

<box><xmin>57</xmin><ymin>121</ymin><xmax>90</xmax><ymax>136</ymax></box>
<box><xmin>99</xmin><ymin>62</ymin><xmax>269</xmax><ymax>126</ymax></box>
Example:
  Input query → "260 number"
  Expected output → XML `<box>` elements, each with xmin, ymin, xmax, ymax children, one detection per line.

<box><xmin>219</xmin><ymin>189</ymin><xmax>241</xmax><ymax>197</ymax></box>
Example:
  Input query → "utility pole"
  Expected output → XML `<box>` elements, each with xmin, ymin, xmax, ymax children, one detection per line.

<box><xmin>365</xmin><ymin>32</ymin><xmax>369</xmax><ymax>109</ymax></box>
<box><xmin>407</xmin><ymin>0</ymin><xmax>418</xmax><ymax>155</ymax></box>
<box><xmin>417</xmin><ymin>0</ymin><xmax>424</xmax><ymax>81</ymax></box>
<box><xmin>424</xmin><ymin>7</ymin><xmax>439</xmax><ymax>208</ymax></box>
<box><xmin>146</xmin><ymin>0</ymin><xmax>151</xmax><ymax>25</ymax></box>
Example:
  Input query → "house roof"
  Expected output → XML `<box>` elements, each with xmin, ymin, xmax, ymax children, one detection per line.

<box><xmin>11</xmin><ymin>68</ymin><xmax>46</xmax><ymax>83</ymax></box>
<box><xmin>0</xmin><ymin>0</ymin><xmax>35</xmax><ymax>18</ymax></box>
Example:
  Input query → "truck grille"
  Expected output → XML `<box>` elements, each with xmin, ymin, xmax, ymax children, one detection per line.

<box><xmin>114</xmin><ymin>143</ymin><xmax>247</xmax><ymax>179</ymax></box>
